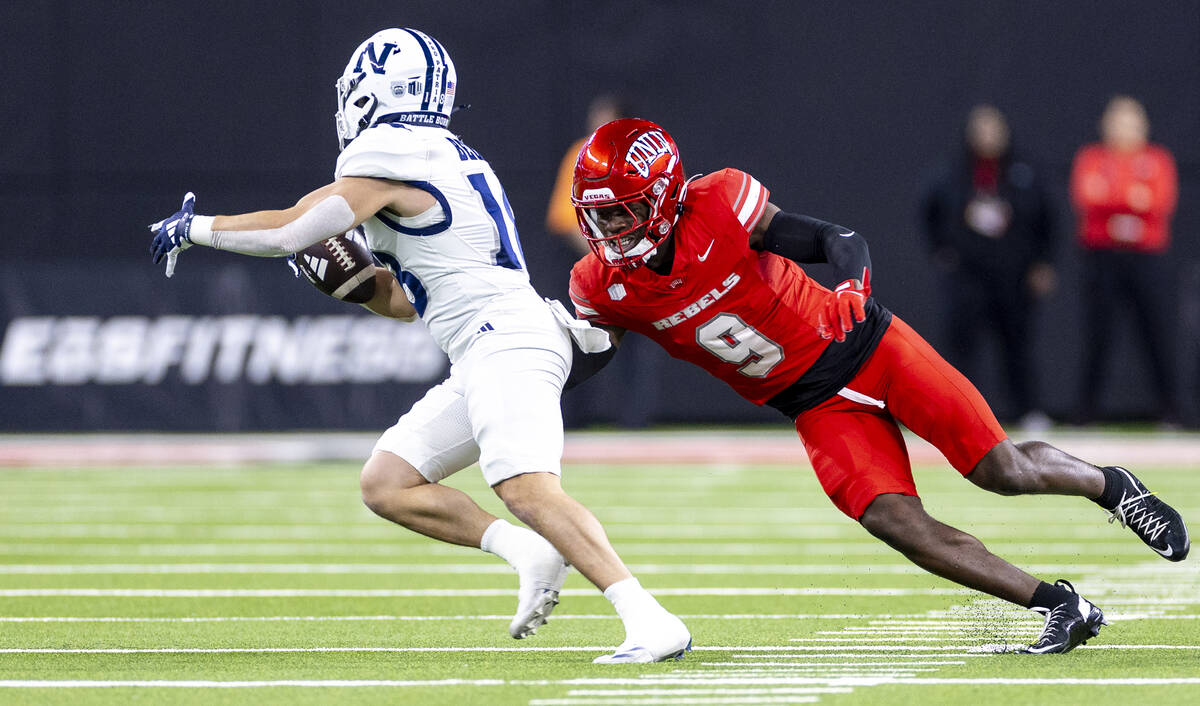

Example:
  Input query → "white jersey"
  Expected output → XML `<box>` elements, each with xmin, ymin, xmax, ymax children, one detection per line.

<box><xmin>335</xmin><ymin>122</ymin><xmax>548</xmax><ymax>361</ymax></box>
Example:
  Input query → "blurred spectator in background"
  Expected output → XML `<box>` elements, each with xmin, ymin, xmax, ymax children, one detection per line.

<box><xmin>921</xmin><ymin>104</ymin><xmax>1056</xmax><ymax>430</ymax></box>
<box><xmin>1070</xmin><ymin>96</ymin><xmax>1179</xmax><ymax>425</ymax></box>
<box><xmin>546</xmin><ymin>94</ymin><xmax>634</xmax><ymax>257</ymax></box>
<box><xmin>546</xmin><ymin>95</ymin><xmax>658</xmax><ymax>428</ymax></box>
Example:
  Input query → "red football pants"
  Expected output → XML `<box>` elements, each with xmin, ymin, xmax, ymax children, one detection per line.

<box><xmin>793</xmin><ymin>316</ymin><xmax>1008</xmax><ymax>519</ymax></box>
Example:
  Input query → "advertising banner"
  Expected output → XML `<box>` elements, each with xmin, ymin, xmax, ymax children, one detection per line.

<box><xmin>0</xmin><ymin>261</ymin><xmax>448</xmax><ymax>431</ymax></box>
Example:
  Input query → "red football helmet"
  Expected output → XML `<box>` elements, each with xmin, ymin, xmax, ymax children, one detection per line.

<box><xmin>572</xmin><ymin>118</ymin><xmax>686</xmax><ymax>269</ymax></box>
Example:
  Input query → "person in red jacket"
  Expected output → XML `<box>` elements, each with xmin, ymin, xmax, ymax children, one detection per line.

<box><xmin>564</xmin><ymin>118</ymin><xmax>1190</xmax><ymax>655</ymax></box>
<box><xmin>1070</xmin><ymin>96</ymin><xmax>1179</xmax><ymax>424</ymax></box>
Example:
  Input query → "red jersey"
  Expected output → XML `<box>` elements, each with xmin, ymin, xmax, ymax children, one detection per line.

<box><xmin>1069</xmin><ymin>143</ymin><xmax>1177</xmax><ymax>253</ymax></box>
<box><xmin>570</xmin><ymin>168</ymin><xmax>888</xmax><ymax>410</ymax></box>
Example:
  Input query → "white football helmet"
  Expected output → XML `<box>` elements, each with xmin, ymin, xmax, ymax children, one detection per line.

<box><xmin>335</xmin><ymin>28</ymin><xmax>458</xmax><ymax>149</ymax></box>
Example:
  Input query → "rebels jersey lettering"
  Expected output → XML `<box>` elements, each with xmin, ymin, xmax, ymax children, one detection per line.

<box><xmin>336</xmin><ymin>122</ymin><xmax>536</xmax><ymax>362</ymax></box>
<box><xmin>570</xmin><ymin>168</ymin><xmax>890</xmax><ymax>412</ymax></box>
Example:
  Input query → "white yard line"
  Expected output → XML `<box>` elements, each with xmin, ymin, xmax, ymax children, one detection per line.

<box><xmin>699</xmin><ymin>663</ymin><xmax>946</xmax><ymax>670</ymax></box>
<box><xmin>0</xmin><ymin>562</ymin><xmax>1129</xmax><ymax>575</ymax></box>
<box><xmin>0</xmin><ymin>541</ymin><xmax>867</xmax><ymax>556</ymax></box>
<box><xmin>613</xmin><ymin>674</ymin><xmax>1187</xmax><ymax>685</ymax></box>
<box><xmin>0</xmin><ymin>613</ymin><xmax>1006</xmax><ymax>623</ymax></box>
<box><xmin>4</xmin><ymin>429</ymin><xmax>1199</xmax><ymax>467</ymax></box>
<box><xmin>0</xmin><ymin>562</ymin><xmax>1149</xmax><ymax>575</ymax></box>
<box><xmin>0</xmin><ymin>540</ymin><xmax>1148</xmax><ymax>559</ymax></box>
<box><xmin>0</xmin><ymin>564</ymin><xmax>519</xmax><ymax>575</ymax></box>
<box><xmin>862</xmin><ymin>678</ymin><xmax>1200</xmax><ymax>684</ymax></box>
<box><xmin>829</xmin><ymin>627</ymin><xmax>1040</xmax><ymax>633</ymax></box>
<box><xmin>0</xmin><ymin>679</ymin><xmax>508</xmax><ymax>688</ymax></box>
<box><xmin>0</xmin><ymin>645</ymin><xmax>1195</xmax><ymax>655</ymax></box>
<box><xmin>0</xmin><ymin>587</ymin><xmax>972</xmax><ymax>597</ymax></box>
<box><xmin>0</xmin><ymin>525</ymin><xmax>875</xmax><ymax>539</ymax></box>
<box><xmin>0</xmin><ymin>677</ymin><xmax>1197</xmax><ymax>689</ymax></box>
<box><xmin>778</xmin><ymin>644</ymin><xmax>1200</xmax><ymax>651</ymax></box>
<box><xmin>2</xmin><ymin>610</ymin><xmax>1186</xmax><ymax>624</ymax></box>
<box><xmin>12</xmin><ymin>613</ymin><xmax>1021</xmax><ymax>624</ymax></box>
<box><xmin>563</xmin><ymin>689</ymin><xmax>852</xmax><ymax>695</ymax></box>
<box><xmin>725</xmin><ymin>660</ymin><xmax>969</xmax><ymax>666</ymax></box>
<box><xmin>537</xmin><ymin>688</ymin><xmax>846</xmax><ymax>704</ymax></box>
<box><xmin>0</xmin><ymin>647</ymin><xmax>942</xmax><ymax>656</ymax></box>
<box><xmin>793</xmin><ymin>637</ymin><xmax>1024</xmax><ymax>642</ymax></box>
<box><xmin>0</xmin><ymin>507</ymin><xmax>1117</xmax><ymax>524</ymax></box>
<box><xmin>531</xmin><ymin>698</ymin><xmax>820</xmax><ymax>705</ymax></box>
<box><xmin>731</xmin><ymin>653</ymin><xmax>993</xmax><ymax>659</ymax></box>
<box><xmin>3</xmin><ymin>522</ymin><xmax>1187</xmax><ymax>540</ymax></box>
<box><xmin>0</xmin><ymin>615</ymin><xmax>545</xmax><ymax>623</ymax></box>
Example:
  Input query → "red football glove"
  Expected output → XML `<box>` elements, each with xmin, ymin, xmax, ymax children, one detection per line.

<box><xmin>818</xmin><ymin>268</ymin><xmax>870</xmax><ymax>342</ymax></box>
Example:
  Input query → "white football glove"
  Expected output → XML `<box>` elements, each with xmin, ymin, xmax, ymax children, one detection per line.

<box><xmin>545</xmin><ymin>298</ymin><xmax>612</xmax><ymax>353</ymax></box>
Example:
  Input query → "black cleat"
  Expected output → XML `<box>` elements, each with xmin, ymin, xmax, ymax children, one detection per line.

<box><xmin>1105</xmin><ymin>466</ymin><xmax>1190</xmax><ymax>561</ymax></box>
<box><xmin>1019</xmin><ymin>580</ymin><xmax>1107</xmax><ymax>654</ymax></box>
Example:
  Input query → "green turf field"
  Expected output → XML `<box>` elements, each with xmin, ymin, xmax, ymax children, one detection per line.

<box><xmin>0</xmin><ymin>450</ymin><xmax>1197</xmax><ymax>705</ymax></box>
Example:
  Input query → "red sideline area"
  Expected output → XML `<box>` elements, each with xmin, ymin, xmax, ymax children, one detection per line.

<box><xmin>0</xmin><ymin>430</ymin><xmax>1197</xmax><ymax>469</ymax></box>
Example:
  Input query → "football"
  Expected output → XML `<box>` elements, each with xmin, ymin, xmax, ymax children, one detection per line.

<box><xmin>294</xmin><ymin>230</ymin><xmax>377</xmax><ymax>303</ymax></box>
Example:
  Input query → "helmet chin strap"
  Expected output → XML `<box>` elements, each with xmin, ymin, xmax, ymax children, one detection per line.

<box><xmin>597</xmin><ymin>177</ymin><xmax>692</xmax><ymax>268</ymax></box>
<box><xmin>603</xmin><ymin>236</ymin><xmax>658</xmax><ymax>266</ymax></box>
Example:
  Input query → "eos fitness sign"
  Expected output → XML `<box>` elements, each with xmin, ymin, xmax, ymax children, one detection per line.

<box><xmin>0</xmin><ymin>315</ymin><xmax>446</xmax><ymax>386</ymax></box>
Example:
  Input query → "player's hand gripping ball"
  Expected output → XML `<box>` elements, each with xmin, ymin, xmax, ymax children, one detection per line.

<box><xmin>818</xmin><ymin>268</ymin><xmax>870</xmax><ymax>342</ymax></box>
<box><xmin>290</xmin><ymin>230</ymin><xmax>377</xmax><ymax>303</ymax></box>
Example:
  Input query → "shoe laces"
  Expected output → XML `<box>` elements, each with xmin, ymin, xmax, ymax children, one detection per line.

<box><xmin>1108</xmin><ymin>490</ymin><xmax>1169</xmax><ymax>541</ymax></box>
<box><xmin>1031</xmin><ymin>603</ymin><xmax>1072</xmax><ymax>648</ymax></box>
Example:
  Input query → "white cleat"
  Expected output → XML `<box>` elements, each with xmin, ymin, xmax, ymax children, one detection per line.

<box><xmin>508</xmin><ymin>541</ymin><xmax>569</xmax><ymax>639</ymax></box>
<box><xmin>593</xmin><ymin>616</ymin><xmax>692</xmax><ymax>664</ymax></box>
<box><xmin>593</xmin><ymin>638</ymin><xmax>692</xmax><ymax>664</ymax></box>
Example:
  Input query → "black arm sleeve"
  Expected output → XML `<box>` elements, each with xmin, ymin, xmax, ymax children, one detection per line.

<box><xmin>760</xmin><ymin>211</ymin><xmax>871</xmax><ymax>283</ymax></box>
<box><xmin>564</xmin><ymin>338</ymin><xmax>618</xmax><ymax>390</ymax></box>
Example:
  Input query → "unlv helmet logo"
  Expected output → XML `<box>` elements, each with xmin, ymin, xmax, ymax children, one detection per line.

<box><xmin>625</xmin><ymin>130</ymin><xmax>673</xmax><ymax>178</ymax></box>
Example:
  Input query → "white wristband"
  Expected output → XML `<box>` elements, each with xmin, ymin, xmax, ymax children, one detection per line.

<box><xmin>188</xmin><ymin>215</ymin><xmax>215</xmax><ymax>246</ymax></box>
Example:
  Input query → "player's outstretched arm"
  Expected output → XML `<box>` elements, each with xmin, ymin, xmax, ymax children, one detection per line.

<box><xmin>196</xmin><ymin>178</ymin><xmax>434</xmax><ymax>255</ymax></box>
<box><xmin>210</xmin><ymin>178</ymin><xmax>423</xmax><ymax>235</ymax></box>
<box><xmin>748</xmin><ymin>202</ymin><xmax>872</xmax><ymax>341</ymax></box>
<box><xmin>148</xmin><ymin>178</ymin><xmax>435</xmax><ymax>275</ymax></box>
<box><xmin>748</xmin><ymin>202</ymin><xmax>871</xmax><ymax>282</ymax></box>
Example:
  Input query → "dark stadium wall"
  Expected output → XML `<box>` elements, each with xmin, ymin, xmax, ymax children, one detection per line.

<box><xmin>2</xmin><ymin>1</ymin><xmax>1197</xmax><ymax>429</ymax></box>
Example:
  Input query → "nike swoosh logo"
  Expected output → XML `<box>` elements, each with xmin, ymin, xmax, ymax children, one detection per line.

<box><xmin>697</xmin><ymin>240</ymin><xmax>715</xmax><ymax>261</ymax></box>
<box><xmin>838</xmin><ymin>231</ymin><xmax>856</xmax><ymax>238</ymax></box>
<box><xmin>1155</xmin><ymin>544</ymin><xmax>1174</xmax><ymax>558</ymax></box>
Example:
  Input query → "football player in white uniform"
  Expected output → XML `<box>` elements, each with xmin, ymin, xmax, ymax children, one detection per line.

<box><xmin>148</xmin><ymin>28</ymin><xmax>690</xmax><ymax>664</ymax></box>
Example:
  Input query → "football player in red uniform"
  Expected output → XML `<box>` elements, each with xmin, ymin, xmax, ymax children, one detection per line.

<box><xmin>566</xmin><ymin>119</ymin><xmax>1191</xmax><ymax>655</ymax></box>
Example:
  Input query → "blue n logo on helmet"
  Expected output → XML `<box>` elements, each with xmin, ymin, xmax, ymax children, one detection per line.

<box><xmin>353</xmin><ymin>42</ymin><xmax>400</xmax><ymax>75</ymax></box>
